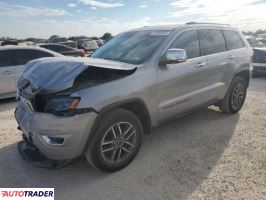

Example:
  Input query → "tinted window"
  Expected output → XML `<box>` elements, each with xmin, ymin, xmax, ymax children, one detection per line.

<box><xmin>0</xmin><ymin>51</ymin><xmax>12</xmax><ymax>67</ymax></box>
<box><xmin>223</xmin><ymin>31</ymin><xmax>244</xmax><ymax>50</ymax></box>
<box><xmin>170</xmin><ymin>30</ymin><xmax>200</xmax><ymax>59</ymax></box>
<box><xmin>200</xmin><ymin>30</ymin><xmax>226</xmax><ymax>55</ymax></box>
<box><xmin>47</xmin><ymin>45</ymin><xmax>71</xmax><ymax>52</ymax></box>
<box><xmin>17</xmin><ymin>49</ymin><xmax>53</xmax><ymax>65</ymax></box>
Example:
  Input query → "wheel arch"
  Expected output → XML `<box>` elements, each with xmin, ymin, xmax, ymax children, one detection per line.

<box><xmin>233</xmin><ymin>69</ymin><xmax>250</xmax><ymax>87</ymax></box>
<box><xmin>85</xmin><ymin>98</ymin><xmax>152</xmax><ymax>152</ymax></box>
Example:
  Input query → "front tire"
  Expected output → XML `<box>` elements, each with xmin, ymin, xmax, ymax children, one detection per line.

<box><xmin>86</xmin><ymin>108</ymin><xmax>143</xmax><ymax>172</ymax></box>
<box><xmin>219</xmin><ymin>76</ymin><xmax>247</xmax><ymax>114</ymax></box>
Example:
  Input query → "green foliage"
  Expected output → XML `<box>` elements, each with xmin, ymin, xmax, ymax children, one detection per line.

<box><xmin>101</xmin><ymin>33</ymin><xmax>113</xmax><ymax>41</ymax></box>
<box><xmin>242</xmin><ymin>29</ymin><xmax>266</xmax><ymax>36</ymax></box>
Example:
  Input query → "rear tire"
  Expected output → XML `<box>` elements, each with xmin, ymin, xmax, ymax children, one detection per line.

<box><xmin>219</xmin><ymin>76</ymin><xmax>247</xmax><ymax>114</ymax></box>
<box><xmin>86</xmin><ymin>108</ymin><xmax>143</xmax><ymax>172</ymax></box>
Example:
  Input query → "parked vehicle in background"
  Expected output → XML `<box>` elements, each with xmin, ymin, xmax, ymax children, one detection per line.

<box><xmin>59</xmin><ymin>41</ymin><xmax>77</xmax><ymax>49</ymax></box>
<box><xmin>252</xmin><ymin>48</ymin><xmax>266</xmax><ymax>77</ymax></box>
<box><xmin>246</xmin><ymin>37</ymin><xmax>264</xmax><ymax>48</ymax></box>
<box><xmin>48</xmin><ymin>37</ymin><xmax>67</xmax><ymax>43</ymax></box>
<box><xmin>96</xmin><ymin>39</ymin><xmax>104</xmax><ymax>47</ymax></box>
<box><xmin>1</xmin><ymin>40</ymin><xmax>18</xmax><ymax>46</ymax></box>
<box><xmin>16</xmin><ymin>23</ymin><xmax>252</xmax><ymax>172</ymax></box>
<box><xmin>48</xmin><ymin>36</ymin><xmax>77</xmax><ymax>48</ymax></box>
<box><xmin>70</xmin><ymin>36</ymin><xmax>89</xmax><ymax>41</ymax></box>
<box><xmin>77</xmin><ymin>39</ymin><xmax>99</xmax><ymax>55</ymax></box>
<box><xmin>0</xmin><ymin>46</ymin><xmax>63</xmax><ymax>99</ymax></box>
<box><xmin>38</xmin><ymin>43</ymin><xmax>85</xmax><ymax>57</ymax></box>
<box><xmin>245</xmin><ymin>37</ymin><xmax>266</xmax><ymax>77</ymax></box>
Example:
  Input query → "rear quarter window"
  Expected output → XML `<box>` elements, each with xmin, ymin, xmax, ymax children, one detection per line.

<box><xmin>223</xmin><ymin>30</ymin><xmax>244</xmax><ymax>50</ymax></box>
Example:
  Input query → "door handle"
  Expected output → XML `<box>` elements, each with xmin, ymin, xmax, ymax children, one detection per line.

<box><xmin>1</xmin><ymin>71</ymin><xmax>14</xmax><ymax>75</ymax></box>
<box><xmin>195</xmin><ymin>62</ymin><xmax>206</xmax><ymax>68</ymax></box>
<box><xmin>227</xmin><ymin>55</ymin><xmax>236</xmax><ymax>60</ymax></box>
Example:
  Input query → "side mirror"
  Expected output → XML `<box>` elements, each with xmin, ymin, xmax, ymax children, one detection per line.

<box><xmin>159</xmin><ymin>48</ymin><xmax>187</xmax><ymax>66</ymax></box>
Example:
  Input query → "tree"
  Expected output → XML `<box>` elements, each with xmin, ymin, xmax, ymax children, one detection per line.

<box><xmin>255</xmin><ymin>29</ymin><xmax>266</xmax><ymax>35</ymax></box>
<box><xmin>101</xmin><ymin>33</ymin><xmax>113</xmax><ymax>41</ymax></box>
<box><xmin>49</xmin><ymin>35</ymin><xmax>59</xmax><ymax>39</ymax></box>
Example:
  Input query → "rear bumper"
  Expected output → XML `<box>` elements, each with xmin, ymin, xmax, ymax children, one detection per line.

<box><xmin>15</xmin><ymin>101</ymin><xmax>97</xmax><ymax>160</ymax></box>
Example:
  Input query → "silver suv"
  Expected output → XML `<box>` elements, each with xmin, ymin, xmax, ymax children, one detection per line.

<box><xmin>15</xmin><ymin>23</ymin><xmax>252</xmax><ymax>172</ymax></box>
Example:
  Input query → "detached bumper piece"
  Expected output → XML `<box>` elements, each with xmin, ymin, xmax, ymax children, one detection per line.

<box><xmin>18</xmin><ymin>140</ymin><xmax>71</xmax><ymax>169</ymax></box>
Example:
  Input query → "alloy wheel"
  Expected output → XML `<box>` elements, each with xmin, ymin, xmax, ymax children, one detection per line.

<box><xmin>100</xmin><ymin>122</ymin><xmax>137</xmax><ymax>163</ymax></box>
<box><xmin>231</xmin><ymin>83</ymin><xmax>245</xmax><ymax>110</ymax></box>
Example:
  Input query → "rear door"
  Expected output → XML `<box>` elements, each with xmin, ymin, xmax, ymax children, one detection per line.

<box><xmin>0</xmin><ymin>50</ymin><xmax>16</xmax><ymax>95</ymax></box>
<box><xmin>222</xmin><ymin>30</ymin><xmax>248</xmax><ymax>84</ymax></box>
<box><xmin>15</xmin><ymin>49</ymin><xmax>54</xmax><ymax>82</ymax></box>
<box><xmin>198</xmin><ymin>29</ymin><xmax>231</xmax><ymax>100</ymax></box>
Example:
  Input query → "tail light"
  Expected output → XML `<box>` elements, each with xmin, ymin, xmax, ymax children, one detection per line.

<box><xmin>80</xmin><ymin>51</ymin><xmax>85</xmax><ymax>57</ymax></box>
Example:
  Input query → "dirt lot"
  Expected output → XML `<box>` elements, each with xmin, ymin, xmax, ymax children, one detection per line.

<box><xmin>0</xmin><ymin>78</ymin><xmax>265</xmax><ymax>200</ymax></box>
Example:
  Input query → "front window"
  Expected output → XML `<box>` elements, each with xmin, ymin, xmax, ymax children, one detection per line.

<box><xmin>92</xmin><ymin>30</ymin><xmax>170</xmax><ymax>65</ymax></box>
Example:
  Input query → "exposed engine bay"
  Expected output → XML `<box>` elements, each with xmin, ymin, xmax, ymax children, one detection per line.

<box><xmin>17</xmin><ymin>57</ymin><xmax>136</xmax><ymax>116</ymax></box>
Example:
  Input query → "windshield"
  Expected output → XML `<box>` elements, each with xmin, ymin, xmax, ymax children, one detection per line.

<box><xmin>92</xmin><ymin>30</ymin><xmax>170</xmax><ymax>65</ymax></box>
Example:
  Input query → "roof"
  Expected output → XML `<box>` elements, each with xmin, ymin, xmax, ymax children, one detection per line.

<box><xmin>0</xmin><ymin>45</ymin><xmax>64</xmax><ymax>57</ymax></box>
<box><xmin>130</xmin><ymin>22</ymin><xmax>238</xmax><ymax>32</ymax></box>
<box><xmin>131</xmin><ymin>24</ymin><xmax>182</xmax><ymax>31</ymax></box>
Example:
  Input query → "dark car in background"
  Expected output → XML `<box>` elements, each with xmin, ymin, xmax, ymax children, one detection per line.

<box><xmin>252</xmin><ymin>48</ymin><xmax>266</xmax><ymax>77</ymax></box>
<box><xmin>38</xmin><ymin>43</ymin><xmax>85</xmax><ymax>57</ymax></box>
<box><xmin>246</xmin><ymin>37</ymin><xmax>266</xmax><ymax>77</ymax></box>
<box><xmin>48</xmin><ymin>36</ymin><xmax>77</xmax><ymax>48</ymax></box>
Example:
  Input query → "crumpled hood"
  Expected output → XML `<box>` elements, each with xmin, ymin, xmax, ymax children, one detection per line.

<box><xmin>21</xmin><ymin>57</ymin><xmax>136</xmax><ymax>93</ymax></box>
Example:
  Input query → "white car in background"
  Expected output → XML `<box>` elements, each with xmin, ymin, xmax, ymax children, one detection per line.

<box><xmin>77</xmin><ymin>39</ymin><xmax>99</xmax><ymax>55</ymax></box>
<box><xmin>0</xmin><ymin>46</ymin><xmax>63</xmax><ymax>99</ymax></box>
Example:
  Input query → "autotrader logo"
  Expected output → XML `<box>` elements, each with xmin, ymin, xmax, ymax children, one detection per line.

<box><xmin>0</xmin><ymin>188</ymin><xmax>54</xmax><ymax>200</ymax></box>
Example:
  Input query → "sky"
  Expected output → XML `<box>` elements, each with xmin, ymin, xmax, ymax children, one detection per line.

<box><xmin>0</xmin><ymin>0</ymin><xmax>266</xmax><ymax>39</ymax></box>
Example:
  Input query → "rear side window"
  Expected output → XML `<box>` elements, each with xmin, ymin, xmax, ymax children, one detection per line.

<box><xmin>17</xmin><ymin>49</ymin><xmax>53</xmax><ymax>65</ymax></box>
<box><xmin>223</xmin><ymin>30</ymin><xmax>244</xmax><ymax>50</ymax></box>
<box><xmin>48</xmin><ymin>45</ymin><xmax>71</xmax><ymax>53</ymax></box>
<box><xmin>0</xmin><ymin>50</ymin><xmax>12</xmax><ymax>67</ymax></box>
<box><xmin>170</xmin><ymin>30</ymin><xmax>200</xmax><ymax>59</ymax></box>
<box><xmin>57</xmin><ymin>45</ymin><xmax>72</xmax><ymax>52</ymax></box>
<box><xmin>200</xmin><ymin>30</ymin><xmax>226</xmax><ymax>55</ymax></box>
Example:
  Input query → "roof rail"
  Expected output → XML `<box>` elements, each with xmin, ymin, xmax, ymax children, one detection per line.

<box><xmin>186</xmin><ymin>22</ymin><xmax>230</xmax><ymax>26</ymax></box>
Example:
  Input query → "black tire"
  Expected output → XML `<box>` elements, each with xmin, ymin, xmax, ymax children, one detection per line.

<box><xmin>86</xmin><ymin>108</ymin><xmax>143</xmax><ymax>172</ymax></box>
<box><xmin>219</xmin><ymin>76</ymin><xmax>247</xmax><ymax>114</ymax></box>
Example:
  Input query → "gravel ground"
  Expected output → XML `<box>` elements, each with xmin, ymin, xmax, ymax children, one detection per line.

<box><xmin>0</xmin><ymin>78</ymin><xmax>265</xmax><ymax>200</ymax></box>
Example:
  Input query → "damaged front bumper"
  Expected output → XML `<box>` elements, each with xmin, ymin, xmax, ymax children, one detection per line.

<box><xmin>15</xmin><ymin>101</ymin><xmax>97</xmax><ymax>160</ymax></box>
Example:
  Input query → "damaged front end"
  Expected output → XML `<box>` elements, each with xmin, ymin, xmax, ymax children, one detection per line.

<box><xmin>17</xmin><ymin>57</ymin><xmax>136</xmax><ymax>117</ymax></box>
<box><xmin>15</xmin><ymin>57</ymin><xmax>136</xmax><ymax>168</ymax></box>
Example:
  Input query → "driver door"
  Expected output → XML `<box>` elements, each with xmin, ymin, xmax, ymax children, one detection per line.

<box><xmin>156</xmin><ymin>30</ymin><xmax>209</xmax><ymax>123</ymax></box>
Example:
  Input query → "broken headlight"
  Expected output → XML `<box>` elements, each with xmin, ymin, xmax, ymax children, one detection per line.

<box><xmin>45</xmin><ymin>97</ymin><xmax>80</xmax><ymax>113</ymax></box>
